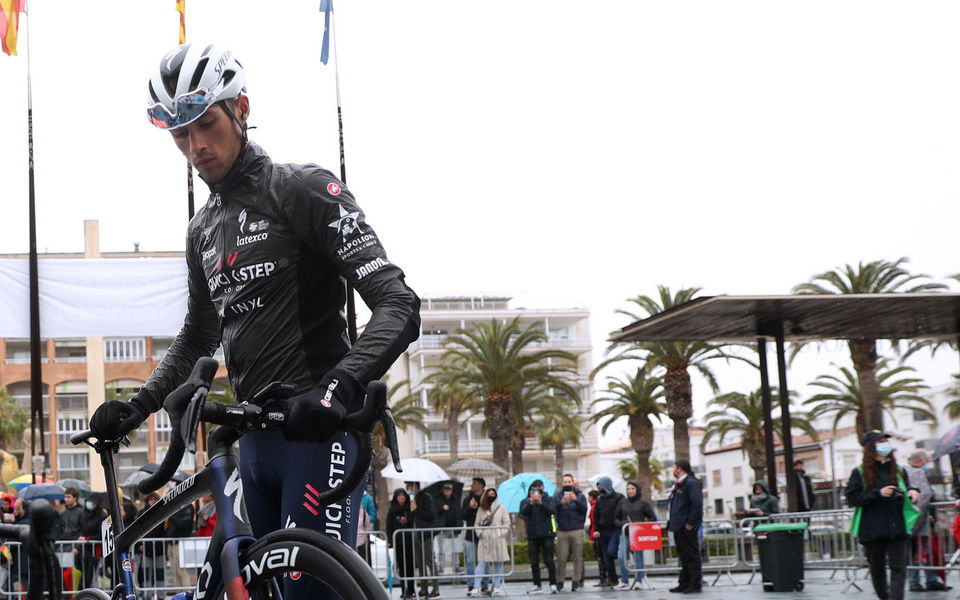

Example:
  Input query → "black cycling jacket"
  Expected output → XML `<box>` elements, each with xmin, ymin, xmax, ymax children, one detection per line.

<box><xmin>138</xmin><ymin>142</ymin><xmax>420</xmax><ymax>409</ymax></box>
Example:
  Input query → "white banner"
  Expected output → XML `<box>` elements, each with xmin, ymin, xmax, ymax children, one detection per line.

<box><xmin>0</xmin><ymin>258</ymin><xmax>188</xmax><ymax>338</ymax></box>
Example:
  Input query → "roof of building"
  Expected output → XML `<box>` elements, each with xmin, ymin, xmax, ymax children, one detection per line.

<box><xmin>702</xmin><ymin>426</ymin><xmax>858</xmax><ymax>456</ymax></box>
<box><xmin>611</xmin><ymin>294</ymin><xmax>960</xmax><ymax>344</ymax></box>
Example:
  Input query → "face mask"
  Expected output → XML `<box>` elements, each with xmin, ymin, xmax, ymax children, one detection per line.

<box><xmin>488</xmin><ymin>495</ymin><xmax>497</xmax><ymax>502</ymax></box>
<box><xmin>85</xmin><ymin>502</ymin><xmax>94</xmax><ymax>510</ymax></box>
<box><xmin>876</xmin><ymin>442</ymin><xmax>893</xmax><ymax>457</ymax></box>
<box><xmin>752</xmin><ymin>493</ymin><xmax>768</xmax><ymax>501</ymax></box>
<box><xmin>923</xmin><ymin>463</ymin><xmax>934</xmax><ymax>471</ymax></box>
<box><xmin>563</xmin><ymin>486</ymin><xmax>574</xmax><ymax>492</ymax></box>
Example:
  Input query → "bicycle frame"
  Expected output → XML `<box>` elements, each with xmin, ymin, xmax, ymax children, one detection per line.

<box><xmin>99</xmin><ymin>424</ymin><xmax>262</xmax><ymax>599</ymax></box>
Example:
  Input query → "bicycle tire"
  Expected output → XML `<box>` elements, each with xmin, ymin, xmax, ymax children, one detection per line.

<box><xmin>72</xmin><ymin>589</ymin><xmax>111</xmax><ymax>600</ymax></box>
<box><xmin>211</xmin><ymin>528</ymin><xmax>388</xmax><ymax>600</ymax></box>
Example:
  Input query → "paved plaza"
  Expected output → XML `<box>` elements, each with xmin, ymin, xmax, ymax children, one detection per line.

<box><xmin>385</xmin><ymin>571</ymin><xmax>959</xmax><ymax>600</ymax></box>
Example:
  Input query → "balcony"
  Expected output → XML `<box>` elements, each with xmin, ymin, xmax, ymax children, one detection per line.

<box><xmin>408</xmin><ymin>334</ymin><xmax>590</xmax><ymax>354</ymax></box>
<box><xmin>418</xmin><ymin>437</ymin><xmax>594</xmax><ymax>456</ymax></box>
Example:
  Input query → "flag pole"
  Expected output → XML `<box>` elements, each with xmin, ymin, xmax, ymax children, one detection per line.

<box><xmin>324</xmin><ymin>4</ymin><xmax>357</xmax><ymax>344</ymax></box>
<box><xmin>177</xmin><ymin>0</ymin><xmax>195</xmax><ymax>219</ymax></box>
<box><xmin>23</xmin><ymin>0</ymin><xmax>46</xmax><ymax>478</ymax></box>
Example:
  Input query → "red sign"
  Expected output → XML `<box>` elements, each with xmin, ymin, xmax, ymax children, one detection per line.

<box><xmin>629</xmin><ymin>522</ymin><xmax>663</xmax><ymax>551</ymax></box>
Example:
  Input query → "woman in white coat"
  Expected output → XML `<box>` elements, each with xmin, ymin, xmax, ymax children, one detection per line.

<box><xmin>472</xmin><ymin>487</ymin><xmax>510</xmax><ymax>597</ymax></box>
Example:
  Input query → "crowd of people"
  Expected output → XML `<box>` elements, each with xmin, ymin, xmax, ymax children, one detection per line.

<box><xmin>0</xmin><ymin>484</ymin><xmax>219</xmax><ymax>593</ymax></box>
<box><xmin>380</xmin><ymin>472</ymin><xmax>677</xmax><ymax>597</ymax></box>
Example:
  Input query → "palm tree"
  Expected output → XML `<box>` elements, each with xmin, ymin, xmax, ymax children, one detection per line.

<box><xmin>592</xmin><ymin>367</ymin><xmax>666</xmax><ymax>498</ymax></box>
<box><xmin>600</xmin><ymin>286</ymin><xmax>744</xmax><ymax>463</ymax></box>
<box><xmin>793</xmin><ymin>258</ymin><xmax>945</xmax><ymax>431</ymax></box>
<box><xmin>207</xmin><ymin>379</ymin><xmax>236</xmax><ymax>405</ymax></box>
<box><xmin>618</xmin><ymin>458</ymin><xmax>638</xmax><ymax>482</ymax></box>
<box><xmin>440</xmin><ymin>318</ymin><xmax>581</xmax><ymax>472</ymax></box>
<box><xmin>421</xmin><ymin>360</ymin><xmax>481</xmax><ymax>463</ymax></box>
<box><xmin>534</xmin><ymin>400</ymin><xmax>584</xmax><ymax>484</ymax></box>
<box><xmin>371</xmin><ymin>379</ymin><xmax>429</xmax><ymax>519</ymax></box>
<box><xmin>0</xmin><ymin>388</ymin><xmax>28</xmax><ymax>451</ymax></box>
<box><xmin>649</xmin><ymin>457</ymin><xmax>668</xmax><ymax>495</ymax></box>
<box><xmin>804</xmin><ymin>359</ymin><xmax>933</xmax><ymax>441</ymax></box>
<box><xmin>700</xmin><ymin>388</ymin><xmax>818</xmax><ymax>483</ymax></box>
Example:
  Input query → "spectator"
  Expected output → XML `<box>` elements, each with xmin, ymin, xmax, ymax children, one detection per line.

<box><xmin>58</xmin><ymin>488</ymin><xmax>83</xmax><ymax>568</ymax></box>
<box><xmin>461</xmin><ymin>477</ymin><xmax>489</xmax><ymax>596</ymax></box>
<box><xmin>196</xmin><ymin>493</ymin><xmax>217</xmax><ymax>537</ymax></box>
<box><xmin>592</xmin><ymin>476</ymin><xmax>624</xmax><ymax>588</ymax></box>
<box><xmin>387</xmin><ymin>489</ymin><xmax>417</xmax><ymax>600</ymax></box>
<box><xmin>137</xmin><ymin>492</ymin><xmax>166</xmax><ymax>590</ymax></box>
<box><xmin>845</xmin><ymin>431</ymin><xmax>920</xmax><ymax>600</ymax></box>
<box><xmin>747</xmin><ymin>481</ymin><xmax>780</xmax><ymax>517</ymax></box>
<box><xmin>519</xmin><ymin>479</ymin><xmax>559</xmax><ymax>594</ymax></box>
<box><xmin>0</xmin><ymin>497</ymin><xmax>13</xmax><ymax>522</ymax></box>
<box><xmin>361</xmin><ymin>485</ymin><xmax>378</xmax><ymax>530</ymax></box>
<box><xmin>793</xmin><ymin>460</ymin><xmax>816</xmax><ymax>512</ymax></box>
<box><xmin>409</xmin><ymin>481</ymin><xmax>440</xmax><ymax>599</ymax></box>
<box><xmin>902</xmin><ymin>449</ymin><xmax>949</xmax><ymax>592</ymax></box>
<box><xmin>437</xmin><ymin>482</ymin><xmax>461</xmax><ymax>575</ymax></box>
<box><xmin>615</xmin><ymin>480</ymin><xmax>657</xmax><ymax>590</ymax></box>
<box><xmin>667</xmin><ymin>459</ymin><xmax>703</xmax><ymax>594</ymax></box>
<box><xmin>587</xmin><ymin>489</ymin><xmax>608</xmax><ymax>587</ymax></box>
<box><xmin>472</xmin><ymin>488</ymin><xmax>508</xmax><ymax>598</ymax></box>
<box><xmin>79</xmin><ymin>495</ymin><xmax>107</xmax><ymax>589</ymax></box>
<box><xmin>553</xmin><ymin>473</ymin><xmax>587</xmax><ymax>592</ymax></box>
<box><xmin>12</xmin><ymin>499</ymin><xmax>28</xmax><ymax>590</ymax></box>
<box><xmin>167</xmin><ymin>496</ymin><xmax>196</xmax><ymax>587</ymax></box>
<box><xmin>356</xmin><ymin>495</ymin><xmax>373</xmax><ymax>564</ymax></box>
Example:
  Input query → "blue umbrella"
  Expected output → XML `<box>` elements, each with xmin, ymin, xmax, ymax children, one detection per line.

<box><xmin>16</xmin><ymin>483</ymin><xmax>66</xmax><ymax>501</ymax></box>
<box><xmin>496</xmin><ymin>473</ymin><xmax>556</xmax><ymax>513</ymax></box>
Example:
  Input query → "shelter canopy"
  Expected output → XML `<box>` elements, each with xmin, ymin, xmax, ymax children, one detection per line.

<box><xmin>611</xmin><ymin>294</ymin><xmax>960</xmax><ymax>344</ymax></box>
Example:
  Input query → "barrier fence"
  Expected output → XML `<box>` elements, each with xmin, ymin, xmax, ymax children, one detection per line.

<box><xmin>0</xmin><ymin>505</ymin><xmax>957</xmax><ymax>596</ymax></box>
<box><xmin>390</xmin><ymin>525</ymin><xmax>515</xmax><ymax>594</ymax></box>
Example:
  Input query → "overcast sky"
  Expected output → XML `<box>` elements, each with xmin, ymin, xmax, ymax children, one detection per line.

<box><xmin>2</xmin><ymin>1</ymin><xmax>959</xmax><ymax>422</ymax></box>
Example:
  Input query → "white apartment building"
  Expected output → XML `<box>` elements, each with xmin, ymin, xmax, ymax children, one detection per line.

<box><xmin>386</xmin><ymin>296</ymin><xmax>600</xmax><ymax>483</ymax></box>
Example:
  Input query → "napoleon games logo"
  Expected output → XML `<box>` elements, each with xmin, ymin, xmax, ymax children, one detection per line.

<box><xmin>327</xmin><ymin>205</ymin><xmax>363</xmax><ymax>243</ymax></box>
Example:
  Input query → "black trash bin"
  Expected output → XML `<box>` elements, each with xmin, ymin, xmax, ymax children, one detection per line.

<box><xmin>754</xmin><ymin>522</ymin><xmax>807</xmax><ymax>592</ymax></box>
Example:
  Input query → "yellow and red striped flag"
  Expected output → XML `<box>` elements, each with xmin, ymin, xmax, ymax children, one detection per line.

<box><xmin>176</xmin><ymin>0</ymin><xmax>185</xmax><ymax>44</ymax></box>
<box><xmin>0</xmin><ymin>0</ymin><xmax>25</xmax><ymax>56</ymax></box>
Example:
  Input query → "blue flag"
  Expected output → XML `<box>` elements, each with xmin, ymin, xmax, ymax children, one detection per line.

<box><xmin>319</xmin><ymin>0</ymin><xmax>333</xmax><ymax>65</ymax></box>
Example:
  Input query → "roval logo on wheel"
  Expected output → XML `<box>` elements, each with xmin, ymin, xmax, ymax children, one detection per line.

<box><xmin>327</xmin><ymin>182</ymin><xmax>341</xmax><ymax>195</ymax></box>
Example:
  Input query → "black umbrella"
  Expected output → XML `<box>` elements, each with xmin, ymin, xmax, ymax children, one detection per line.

<box><xmin>420</xmin><ymin>479</ymin><xmax>465</xmax><ymax>504</ymax></box>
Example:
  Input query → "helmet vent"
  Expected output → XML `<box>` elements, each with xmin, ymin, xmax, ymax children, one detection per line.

<box><xmin>189</xmin><ymin>58</ymin><xmax>209</xmax><ymax>92</ymax></box>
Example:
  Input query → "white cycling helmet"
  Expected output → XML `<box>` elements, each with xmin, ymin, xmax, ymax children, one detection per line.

<box><xmin>147</xmin><ymin>42</ymin><xmax>247</xmax><ymax>130</ymax></box>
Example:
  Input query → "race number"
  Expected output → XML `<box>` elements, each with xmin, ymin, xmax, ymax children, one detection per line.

<box><xmin>101</xmin><ymin>516</ymin><xmax>114</xmax><ymax>557</ymax></box>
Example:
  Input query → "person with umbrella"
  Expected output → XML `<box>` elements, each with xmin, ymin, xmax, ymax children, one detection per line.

<box><xmin>386</xmin><ymin>488</ymin><xmax>417</xmax><ymax>600</ymax></box>
<box><xmin>846</xmin><ymin>431</ymin><xmax>921</xmax><ymax>600</ymax></box>
<box><xmin>436</xmin><ymin>482</ymin><xmax>461</xmax><ymax>576</ymax></box>
<box><xmin>461</xmin><ymin>478</ymin><xmax>489</xmax><ymax>596</ymax></box>
<box><xmin>409</xmin><ymin>481</ymin><xmax>440</xmax><ymax>598</ymax></box>
<box><xmin>519</xmin><ymin>479</ymin><xmax>559</xmax><ymax>594</ymax></box>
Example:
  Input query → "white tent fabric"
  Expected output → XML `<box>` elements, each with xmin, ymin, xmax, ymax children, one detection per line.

<box><xmin>0</xmin><ymin>258</ymin><xmax>188</xmax><ymax>338</ymax></box>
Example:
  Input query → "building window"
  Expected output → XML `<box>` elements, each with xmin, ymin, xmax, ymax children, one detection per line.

<box><xmin>733</xmin><ymin>466</ymin><xmax>743</xmax><ymax>485</ymax></box>
<box><xmin>155</xmin><ymin>411</ymin><xmax>172</xmax><ymax>445</ymax></box>
<box><xmin>712</xmin><ymin>469</ymin><xmax>722</xmax><ymax>487</ymax></box>
<box><xmin>714</xmin><ymin>498</ymin><xmax>723</xmax><ymax>515</ymax></box>
<box><xmin>105</xmin><ymin>338</ymin><xmax>146</xmax><ymax>362</ymax></box>
<box><xmin>56</xmin><ymin>417</ymin><xmax>86</xmax><ymax>446</ymax></box>
<box><xmin>57</xmin><ymin>393</ymin><xmax>87</xmax><ymax>412</ymax></box>
<box><xmin>58</xmin><ymin>452</ymin><xmax>89</xmax><ymax>482</ymax></box>
<box><xmin>913</xmin><ymin>410</ymin><xmax>932</xmax><ymax>422</ymax></box>
<box><xmin>735</xmin><ymin>496</ymin><xmax>746</xmax><ymax>513</ymax></box>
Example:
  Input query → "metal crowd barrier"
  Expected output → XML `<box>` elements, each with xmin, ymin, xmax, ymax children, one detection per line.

<box><xmin>906</xmin><ymin>501</ymin><xmax>960</xmax><ymax>586</ymax></box>
<box><xmin>390</xmin><ymin>526</ymin><xmax>515</xmax><ymax>592</ymax></box>
<box><xmin>357</xmin><ymin>530</ymin><xmax>390</xmax><ymax>582</ymax></box>
<box><xmin>619</xmin><ymin>519</ymin><xmax>740</xmax><ymax>585</ymax></box>
<box><xmin>737</xmin><ymin>508</ymin><xmax>865</xmax><ymax>581</ymax></box>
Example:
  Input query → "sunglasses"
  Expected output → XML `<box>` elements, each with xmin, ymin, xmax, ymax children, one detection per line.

<box><xmin>147</xmin><ymin>89</ymin><xmax>214</xmax><ymax>130</ymax></box>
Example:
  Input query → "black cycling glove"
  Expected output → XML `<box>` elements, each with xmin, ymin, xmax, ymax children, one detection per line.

<box><xmin>89</xmin><ymin>391</ymin><xmax>152</xmax><ymax>441</ymax></box>
<box><xmin>283</xmin><ymin>369</ymin><xmax>355</xmax><ymax>443</ymax></box>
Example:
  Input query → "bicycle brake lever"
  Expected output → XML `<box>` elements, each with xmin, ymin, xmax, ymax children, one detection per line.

<box><xmin>380</xmin><ymin>407</ymin><xmax>403</xmax><ymax>472</ymax></box>
<box><xmin>252</xmin><ymin>381</ymin><xmax>298</xmax><ymax>404</ymax></box>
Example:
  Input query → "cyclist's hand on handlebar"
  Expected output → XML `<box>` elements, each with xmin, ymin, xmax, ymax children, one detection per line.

<box><xmin>281</xmin><ymin>370</ymin><xmax>355</xmax><ymax>443</ymax></box>
<box><xmin>89</xmin><ymin>391</ymin><xmax>151</xmax><ymax>440</ymax></box>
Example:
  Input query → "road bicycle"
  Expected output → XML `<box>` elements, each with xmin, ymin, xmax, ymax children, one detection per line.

<box><xmin>68</xmin><ymin>357</ymin><xmax>401</xmax><ymax>600</ymax></box>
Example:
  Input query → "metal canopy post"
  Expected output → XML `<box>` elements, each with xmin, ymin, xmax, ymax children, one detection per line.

<box><xmin>775</xmin><ymin>329</ymin><xmax>797</xmax><ymax>512</ymax></box>
<box><xmin>757</xmin><ymin>337</ymin><xmax>777</xmax><ymax>497</ymax></box>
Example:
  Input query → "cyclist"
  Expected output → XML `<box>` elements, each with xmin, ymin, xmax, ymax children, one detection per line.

<box><xmin>89</xmin><ymin>42</ymin><xmax>421</xmax><ymax>598</ymax></box>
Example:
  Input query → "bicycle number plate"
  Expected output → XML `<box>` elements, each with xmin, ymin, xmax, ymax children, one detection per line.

<box><xmin>101</xmin><ymin>516</ymin><xmax>114</xmax><ymax>557</ymax></box>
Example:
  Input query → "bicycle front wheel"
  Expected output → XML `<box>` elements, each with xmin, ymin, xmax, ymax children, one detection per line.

<box><xmin>213</xmin><ymin>528</ymin><xmax>388</xmax><ymax>600</ymax></box>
